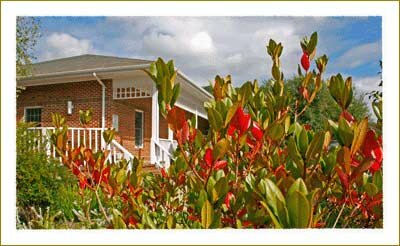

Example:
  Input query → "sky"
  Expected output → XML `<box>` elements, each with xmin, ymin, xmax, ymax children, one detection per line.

<box><xmin>33</xmin><ymin>16</ymin><xmax>382</xmax><ymax>94</ymax></box>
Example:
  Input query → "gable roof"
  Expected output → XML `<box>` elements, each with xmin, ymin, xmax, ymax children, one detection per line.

<box><xmin>18</xmin><ymin>54</ymin><xmax>213</xmax><ymax>100</ymax></box>
<box><xmin>28</xmin><ymin>54</ymin><xmax>152</xmax><ymax>76</ymax></box>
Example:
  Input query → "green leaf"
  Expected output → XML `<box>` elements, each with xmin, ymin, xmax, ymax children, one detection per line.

<box><xmin>268</xmin><ymin>123</ymin><xmax>285</xmax><ymax>141</ymax></box>
<box><xmin>276</xmin><ymin>198</ymin><xmax>290</xmax><ymax>228</ymax></box>
<box><xmin>287</xmin><ymin>178</ymin><xmax>308</xmax><ymax>197</ymax></box>
<box><xmin>213</xmin><ymin>138</ymin><xmax>229</xmax><ymax>160</ymax></box>
<box><xmin>364</xmin><ymin>183</ymin><xmax>379</xmax><ymax>197</ymax></box>
<box><xmin>224</xmin><ymin>102</ymin><xmax>239</xmax><ymax>127</ymax></box>
<box><xmin>201</xmin><ymin>200</ymin><xmax>213</xmax><ymax>229</ymax></box>
<box><xmin>343</xmin><ymin>77</ymin><xmax>353</xmax><ymax>109</ymax></box>
<box><xmin>167</xmin><ymin>215</ymin><xmax>176</xmax><ymax>229</ymax></box>
<box><xmin>170</xmin><ymin>83</ymin><xmax>181</xmax><ymax>107</ymax></box>
<box><xmin>287</xmin><ymin>191</ymin><xmax>310</xmax><ymax>228</ymax></box>
<box><xmin>307</xmin><ymin>32</ymin><xmax>318</xmax><ymax>57</ymax></box>
<box><xmin>373</xmin><ymin>170</ymin><xmax>383</xmax><ymax>191</ymax></box>
<box><xmin>338</xmin><ymin>118</ymin><xmax>354</xmax><ymax>146</ymax></box>
<box><xmin>259</xmin><ymin>179</ymin><xmax>286</xmax><ymax>217</ymax></box>
<box><xmin>213</xmin><ymin>177</ymin><xmax>228</xmax><ymax>202</ymax></box>
<box><xmin>260</xmin><ymin>201</ymin><xmax>282</xmax><ymax>229</ymax></box>
<box><xmin>297</xmin><ymin>128</ymin><xmax>309</xmax><ymax>155</ymax></box>
<box><xmin>305</xmin><ymin>131</ymin><xmax>326</xmax><ymax>163</ymax></box>
<box><xmin>206</xmin><ymin>107</ymin><xmax>223</xmax><ymax>131</ymax></box>
<box><xmin>272</xmin><ymin>63</ymin><xmax>281</xmax><ymax>81</ymax></box>
<box><xmin>350</xmin><ymin>117</ymin><xmax>368</xmax><ymax>156</ymax></box>
<box><xmin>116</xmin><ymin>168</ymin><xmax>127</xmax><ymax>184</ymax></box>
<box><xmin>112</xmin><ymin>209</ymin><xmax>126</xmax><ymax>229</ymax></box>
<box><xmin>287</xmin><ymin>137</ymin><xmax>304</xmax><ymax>175</ymax></box>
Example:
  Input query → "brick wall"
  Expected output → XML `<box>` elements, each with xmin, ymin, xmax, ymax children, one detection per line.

<box><xmin>112</xmin><ymin>98</ymin><xmax>152</xmax><ymax>163</ymax></box>
<box><xmin>17</xmin><ymin>80</ymin><xmax>113</xmax><ymax>128</ymax></box>
<box><xmin>16</xmin><ymin>79</ymin><xmax>207</xmax><ymax>165</ymax></box>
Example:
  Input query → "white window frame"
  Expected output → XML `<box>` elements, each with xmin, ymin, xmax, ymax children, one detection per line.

<box><xmin>113</xmin><ymin>86</ymin><xmax>151</xmax><ymax>99</ymax></box>
<box><xmin>24</xmin><ymin>106</ymin><xmax>42</xmax><ymax>124</ymax></box>
<box><xmin>134</xmin><ymin>110</ymin><xmax>144</xmax><ymax>148</ymax></box>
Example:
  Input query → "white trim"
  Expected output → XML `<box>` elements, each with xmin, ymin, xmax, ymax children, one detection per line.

<box><xmin>134</xmin><ymin>109</ymin><xmax>144</xmax><ymax>149</ymax></box>
<box><xmin>17</xmin><ymin>63</ymin><xmax>152</xmax><ymax>84</ymax></box>
<box><xmin>113</xmin><ymin>86</ymin><xmax>151</xmax><ymax>99</ymax></box>
<box><xmin>150</xmin><ymin>86</ymin><xmax>159</xmax><ymax>164</ymax></box>
<box><xmin>177</xmin><ymin>71</ymin><xmax>213</xmax><ymax>99</ymax></box>
<box><xmin>175</xmin><ymin>102</ymin><xmax>207</xmax><ymax>120</ymax></box>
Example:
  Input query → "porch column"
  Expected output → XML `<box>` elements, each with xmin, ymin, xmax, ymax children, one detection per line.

<box><xmin>195</xmin><ymin>108</ymin><xmax>198</xmax><ymax>129</ymax></box>
<box><xmin>150</xmin><ymin>86</ymin><xmax>159</xmax><ymax>164</ymax></box>
<box><xmin>168</xmin><ymin>128</ymin><xmax>173</xmax><ymax>141</ymax></box>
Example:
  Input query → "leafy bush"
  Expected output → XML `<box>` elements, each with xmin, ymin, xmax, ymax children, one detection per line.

<box><xmin>45</xmin><ymin>32</ymin><xmax>382</xmax><ymax>229</ymax></box>
<box><xmin>16</xmin><ymin>122</ymin><xmax>81</xmax><ymax>222</ymax></box>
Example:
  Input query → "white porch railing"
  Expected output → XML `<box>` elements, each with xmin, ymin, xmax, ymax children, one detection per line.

<box><xmin>27</xmin><ymin>127</ymin><xmax>133</xmax><ymax>164</ymax></box>
<box><xmin>152</xmin><ymin>138</ymin><xmax>176</xmax><ymax>168</ymax></box>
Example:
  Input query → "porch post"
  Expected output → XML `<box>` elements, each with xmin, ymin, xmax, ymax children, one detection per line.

<box><xmin>195</xmin><ymin>108</ymin><xmax>198</xmax><ymax>129</ymax></box>
<box><xmin>150</xmin><ymin>86</ymin><xmax>159</xmax><ymax>164</ymax></box>
<box><xmin>168</xmin><ymin>128</ymin><xmax>173</xmax><ymax>141</ymax></box>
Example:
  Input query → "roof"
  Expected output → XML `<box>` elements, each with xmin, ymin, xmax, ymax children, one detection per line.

<box><xmin>19</xmin><ymin>54</ymin><xmax>213</xmax><ymax>99</ymax></box>
<box><xmin>27</xmin><ymin>54</ymin><xmax>153</xmax><ymax>76</ymax></box>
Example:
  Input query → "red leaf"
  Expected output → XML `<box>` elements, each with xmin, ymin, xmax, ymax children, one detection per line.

<box><xmin>304</xmin><ymin>124</ymin><xmax>312</xmax><ymax>131</ymax></box>
<box><xmin>161</xmin><ymin>168</ymin><xmax>168</xmax><ymax>178</ymax></box>
<box><xmin>237</xmin><ymin>208</ymin><xmax>247</xmax><ymax>218</ymax></box>
<box><xmin>102</xmin><ymin>166</ymin><xmax>110</xmax><ymax>184</ymax></box>
<box><xmin>362</xmin><ymin>130</ymin><xmax>383</xmax><ymax>173</ymax></box>
<box><xmin>128</xmin><ymin>216</ymin><xmax>137</xmax><ymax>226</ymax></box>
<box><xmin>189</xmin><ymin>128</ymin><xmax>197</xmax><ymax>143</ymax></box>
<box><xmin>251</xmin><ymin>122</ymin><xmax>263</xmax><ymax>141</ymax></box>
<box><xmin>177</xmin><ymin>171</ymin><xmax>186</xmax><ymax>185</ymax></box>
<box><xmin>167</xmin><ymin>106</ymin><xmax>186</xmax><ymax>132</ymax></box>
<box><xmin>340</xmin><ymin>110</ymin><xmax>356</xmax><ymax>123</ymax></box>
<box><xmin>242</xmin><ymin>221</ymin><xmax>252</xmax><ymax>227</ymax></box>
<box><xmin>176</xmin><ymin>121</ymin><xmax>189</xmax><ymax>145</ymax></box>
<box><xmin>188</xmin><ymin>215</ymin><xmax>199</xmax><ymax>222</ymax></box>
<box><xmin>299</xmin><ymin>86</ymin><xmax>309</xmax><ymax>101</ymax></box>
<box><xmin>228</xmin><ymin>106</ymin><xmax>251</xmax><ymax>137</ymax></box>
<box><xmin>224</xmin><ymin>192</ymin><xmax>235</xmax><ymax>210</ymax></box>
<box><xmin>301</xmin><ymin>53</ymin><xmax>310</xmax><ymax>71</ymax></box>
<box><xmin>93</xmin><ymin>170</ymin><xmax>101</xmax><ymax>184</ymax></box>
<box><xmin>213</xmin><ymin>160</ymin><xmax>227</xmax><ymax>170</ymax></box>
<box><xmin>335</xmin><ymin>166</ymin><xmax>349</xmax><ymax>192</ymax></box>
<box><xmin>204</xmin><ymin>148</ymin><xmax>213</xmax><ymax>168</ymax></box>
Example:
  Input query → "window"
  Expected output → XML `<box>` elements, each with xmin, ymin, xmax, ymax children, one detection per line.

<box><xmin>25</xmin><ymin>107</ymin><xmax>42</xmax><ymax>124</ymax></box>
<box><xmin>135</xmin><ymin>110</ymin><xmax>144</xmax><ymax>148</ymax></box>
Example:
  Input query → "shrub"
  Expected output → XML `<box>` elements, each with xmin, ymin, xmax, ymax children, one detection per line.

<box><xmin>46</xmin><ymin>32</ymin><xmax>382</xmax><ymax>229</ymax></box>
<box><xmin>16</xmin><ymin>122</ymin><xmax>81</xmax><ymax>222</ymax></box>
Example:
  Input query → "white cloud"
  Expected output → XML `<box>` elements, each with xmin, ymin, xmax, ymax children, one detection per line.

<box><xmin>333</xmin><ymin>41</ymin><xmax>381</xmax><ymax>69</ymax></box>
<box><xmin>35</xmin><ymin>17</ymin><xmax>381</xmax><ymax>89</ymax></box>
<box><xmin>190</xmin><ymin>32</ymin><xmax>214</xmax><ymax>53</ymax></box>
<box><xmin>39</xmin><ymin>32</ymin><xmax>94</xmax><ymax>60</ymax></box>
<box><xmin>352</xmin><ymin>75</ymin><xmax>381</xmax><ymax>94</ymax></box>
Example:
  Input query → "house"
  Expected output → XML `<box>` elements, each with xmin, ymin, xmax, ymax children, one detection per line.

<box><xmin>17</xmin><ymin>54</ymin><xmax>212</xmax><ymax>168</ymax></box>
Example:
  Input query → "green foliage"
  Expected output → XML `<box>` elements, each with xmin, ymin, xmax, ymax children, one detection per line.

<box><xmin>19</xmin><ymin>31</ymin><xmax>382</xmax><ymax>230</ymax></box>
<box><xmin>264</xmin><ymin>76</ymin><xmax>369</xmax><ymax>131</ymax></box>
<box><xmin>16</xmin><ymin>17</ymin><xmax>40</xmax><ymax>96</ymax></box>
<box><xmin>16</xmin><ymin>122</ymin><xmax>80</xmax><ymax>221</ymax></box>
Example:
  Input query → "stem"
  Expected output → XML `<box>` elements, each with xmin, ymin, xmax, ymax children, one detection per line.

<box><xmin>333</xmin><ymin>197</ymin><xmax>347</xmax><ymax>228</ymax></box>
<box><xmin>95</xmin><ymin>189</ymin><xmax>111</xmax><ymax>224</ymax></box>
<box><xmin>178</xmin><ymin>142</ymin><xmax>204</xmax><ymax>183</ymax></box>
<box><xmin>234</xmin><ymin>141</ymin><xmax>240</xmax><ymax>191</ymax></box>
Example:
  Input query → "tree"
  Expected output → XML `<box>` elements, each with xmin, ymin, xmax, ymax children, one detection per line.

<box><xmin>263</xmin><ymin>76</ymin><xmax>370</xmax><ymax>131</ymax></box>
<box><xmin>16</xmin><ymin>17</ymin><xmax>40</xmax><ymax>95</ymax></box>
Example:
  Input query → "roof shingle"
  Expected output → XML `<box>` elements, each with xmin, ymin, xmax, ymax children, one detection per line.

<box><xmin>29</xmin><ymin>54</ymin><xmax>153</xmax><ymax>76</ymax></box>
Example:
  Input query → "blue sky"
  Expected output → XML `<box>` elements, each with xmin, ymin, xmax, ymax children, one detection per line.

<box><xmin>34</xmin><ymin>16</ymin><xmax>382</xmax><ymax>93</ymax></box>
